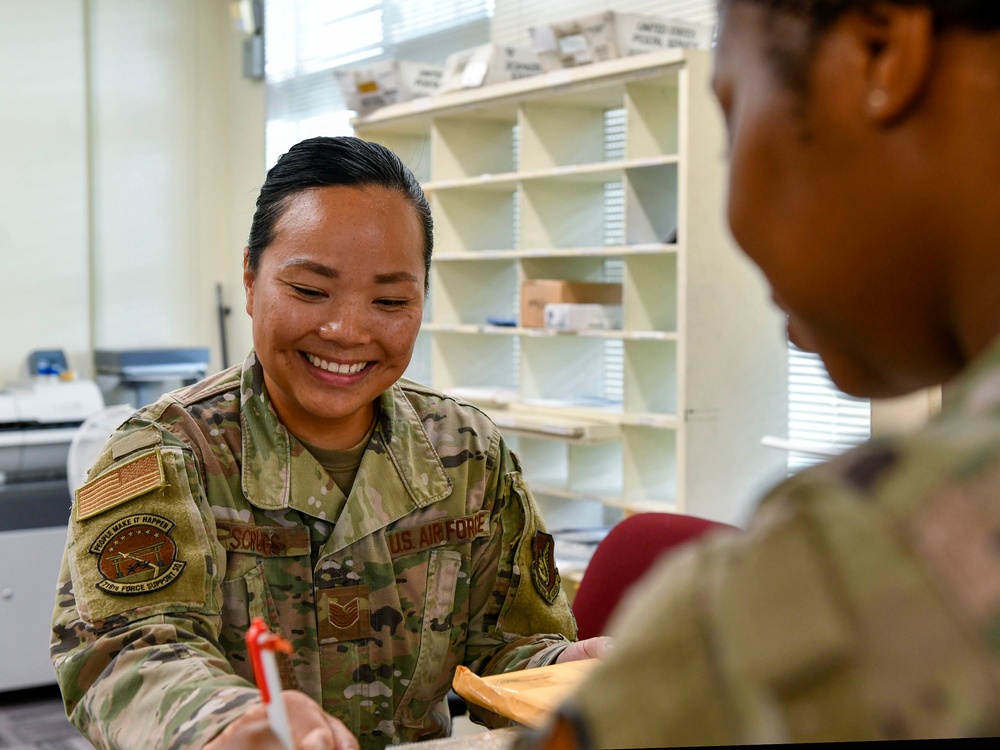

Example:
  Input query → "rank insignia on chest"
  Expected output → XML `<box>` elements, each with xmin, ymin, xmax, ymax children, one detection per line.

<box><xmin>319</xmin><ymin>584</ymin><xmax>371</xmax><ymax>642</ymax></box>
<box><xmin>531</xmin><ymin>531</ymin><xmax>561</xmax><ymax>604</ymax></box>
<box><xmin>89</xmin><ymin>513</ymin><xmax>186</xmax><ymax>595</ymax></box>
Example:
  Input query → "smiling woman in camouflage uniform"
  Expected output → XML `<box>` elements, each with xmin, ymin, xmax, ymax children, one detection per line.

<box><xmin>50</xmin><ymin>136</ymin><xmax>609</xmax><ymax>750</ymax></box>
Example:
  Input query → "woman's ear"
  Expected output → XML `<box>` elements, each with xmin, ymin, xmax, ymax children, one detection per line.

<box><xmin>849</xmin><ymin>4</ymin><xmax>935</xmax><ymax>124</ymax></box>
<box><xmin>243</xmin><ymin>247</ymin><xmax>255</xmax><ymax>317</ymax></box>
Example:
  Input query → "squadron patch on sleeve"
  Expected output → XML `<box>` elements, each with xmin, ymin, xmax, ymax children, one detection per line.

<box><xmin>531</xmin><ymin>531</ymin><xmax>561</xmax><ymax>604</ymax></box>
<box><xmin>90</xmin><ymin>513</ymin><xmax>186</xmax><ymax>596</ymax></box>
<box><xmin>76</xmin><ymin>449</ymin><xmax>166</xmax><ymax>521</ymax></box>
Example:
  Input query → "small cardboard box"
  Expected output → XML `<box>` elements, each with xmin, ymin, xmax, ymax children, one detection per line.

<box><xmin>440</xmin><ymin>43</ymin><xmax>544</xmax><ymax>93</ymax></box>
<box><xmin>520</xmin><ymin>280</ymin><xmax>622</xmax><ymax>328</ymax></box>
<box><xmin>529</xmin><ymin>11</ymin><xmax>714</xmax><ymax>71</ymax></box>
<box><xmin>336</xmin><ymin>59</ymin><xmax>444</xmax><ymax>115</ymax></box>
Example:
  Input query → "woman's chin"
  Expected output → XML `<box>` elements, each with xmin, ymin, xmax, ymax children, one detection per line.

<box><xmin>786</xmin><ymin>318</ymin><xmax>817</xmax><ymax>354</ymax></box>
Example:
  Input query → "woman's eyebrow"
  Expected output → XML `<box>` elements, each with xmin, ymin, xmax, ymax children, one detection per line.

<box><xmin>374</xmin><ymin>271</ymin><xmax>420</xmax><ymax>285</ymax></box>
<box><xmin>281</xmin><ymin>258</ymin><xmax>338</xmax><ymax>278</ymax></box>
<box><xmin>280</xmin><ymin>260</ymin><xmax>418</xmax><ymax>285</ymax></box>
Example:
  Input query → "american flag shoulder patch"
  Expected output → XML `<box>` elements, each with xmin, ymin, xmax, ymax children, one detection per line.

<box><xmin>75</xmin><ymin>449</ymin><xmax>166</xmax><ymax>522</ymax></box>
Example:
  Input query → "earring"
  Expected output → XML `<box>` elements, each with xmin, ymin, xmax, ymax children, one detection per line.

<box><xmin>867</xmin><ymin>89</ymin><xmax>888</xmax><ymax>111</ymax></box>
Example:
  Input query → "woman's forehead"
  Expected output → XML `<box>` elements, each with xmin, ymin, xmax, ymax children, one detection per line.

<box><xmin>278</xmin><ymin>185</ymin><xmax>401</xmax><ymax>222</ymax></box>
<box><xmin>264</xmin><ymin>186</ymin><xmax>425</xmax><ymax>267</ymax></box>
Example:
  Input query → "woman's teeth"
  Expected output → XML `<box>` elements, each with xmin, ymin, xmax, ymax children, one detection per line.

<box><xmin>305</xmin><ymin>353</ymin><xmax>368</xmax><ymax>374</ymax></box>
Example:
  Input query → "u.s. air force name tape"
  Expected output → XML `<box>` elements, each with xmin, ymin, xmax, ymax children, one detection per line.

<box><xmin>385</xmin><ymin>510</ymin><xmax>490</xmax><ymax>556</ymax></box>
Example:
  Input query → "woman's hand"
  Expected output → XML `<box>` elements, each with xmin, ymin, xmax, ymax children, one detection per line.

<box><xmin>555</xmin><ymin>636</ymin><xmax>613</xmax><ymax>663</ymax></box>
<box><xmin>204</xmin><ymin>690</ymin><xmax>359</xmax><ymax>750</ymax></box>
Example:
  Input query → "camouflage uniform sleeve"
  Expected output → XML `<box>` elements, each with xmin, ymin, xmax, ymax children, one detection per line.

<box><xmin>520</xmin><ymin>484</ymin><xmax>870</xmax><ymax>748</ymax></box>
<box><xmin>525</xmin><ymin>430</ymin><xmax>1000</xmax><ymax>747</ymax></box>
<box><xmin>50</xmin><ymin>422</ymin><xmax>260</xmax><ymax>749</ymax></box>
<box><xmin>463</xmin><ymin>431</ymin><xmax>578</xmax><ymax>685</ymax></box>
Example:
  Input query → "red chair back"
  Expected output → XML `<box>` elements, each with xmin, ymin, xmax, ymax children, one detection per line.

<box><xmin>570</xmin><ymin>512</ymin><xmax>737</xmax><ymax>639</ymax></box>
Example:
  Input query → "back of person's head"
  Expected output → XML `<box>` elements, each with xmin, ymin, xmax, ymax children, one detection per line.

<box><xmin>246</xmin><ymin>136</ymin><xmax>433</xmax><ymax>284</ymax></box>
<box><xmin>722</xmin><ymin>0</ymin><xmax>1000</xmax><ymax>31</ymax></box>
<box><xmin>721</xmin><ymin>0</ymin><xmax>1000</xmax><ymax>88</ymax></box>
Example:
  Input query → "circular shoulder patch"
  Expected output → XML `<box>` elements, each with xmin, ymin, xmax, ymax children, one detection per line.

<box><xmin>89</xmin><ymin>514</ymin><xmax>187</xmax><ymax>596</ymax></box>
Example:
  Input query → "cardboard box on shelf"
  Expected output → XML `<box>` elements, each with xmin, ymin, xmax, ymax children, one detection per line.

<box><xmin>335</xmin><ymin>59</ymin><xmax>444</xmax><ymax>115</ymax></box>
<box><xmin>440</xmin><ymin>43</ymin><xmax>544</xmax><ymax>93</ymax></box>
<box><xmin>520</xmin><ymin>280</ymin><xmax>623</xmax><ymax>328</ymax></box>
<box><xmin>529</xmin><ymin>11</ymin><xmax>714</xmax><ymax>71</ymax></box>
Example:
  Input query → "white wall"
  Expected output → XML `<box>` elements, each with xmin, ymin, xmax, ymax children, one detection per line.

<box><xmin>88</xmin><ymin>0</ymin><xmax>262</xmax><ymax>370</ymax></box>
<box><xmin>0</xmin><ymin>0</ymin><xmax>263</xmax><ymax>386</ymax></box>
<box><xmin>0</xmin><ymin>0</ymin><xmax>90</xmax><ymax>384</ymax></box>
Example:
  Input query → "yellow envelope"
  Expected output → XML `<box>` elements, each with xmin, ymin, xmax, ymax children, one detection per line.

<box><xmin>451</xmin><ymin>659</ymin><xmax>599</xmax><ymax>728</ymax></box>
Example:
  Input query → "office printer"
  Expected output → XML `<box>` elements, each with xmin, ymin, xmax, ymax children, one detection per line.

<box><xmin>0</xmin><ymin>377</ymin><xmax>105</xmax><ymax>486</ymax></box>
<box><xmin>0</xmin><ymin>365</ymin><xmax>105</xmax><ymax>692</ymax></box>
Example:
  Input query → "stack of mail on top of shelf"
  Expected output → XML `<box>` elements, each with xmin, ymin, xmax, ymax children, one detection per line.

<box><xmin>439</xmin><ymin>43</ymin><xmax>544</xmax><ymax>93</ymax></box>
<box><xmin>529</xmin><ymin>11</ymin><xmax>714</xmax><ymax>71</ymax></box>
<box><xmin>336</xmin><ymin>59</ymin><xmax>443</xmax><ymax>115</ymax></box>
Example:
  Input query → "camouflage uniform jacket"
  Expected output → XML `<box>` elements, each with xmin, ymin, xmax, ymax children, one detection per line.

<box><xmin>532</xmin><ymin>337</ymin><xmax>1000</xmax><ymax>748</ymax></box>
<box><xmin>51</xmin><ymin>352</ymin><xmax>577</xmax><ymax>750</ymax></box>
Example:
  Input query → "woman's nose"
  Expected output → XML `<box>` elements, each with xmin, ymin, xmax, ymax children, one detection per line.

<box><xmin>317</xmin><ymin>303</ymin><xmax>372</xmax><ymax>343</ymax></box>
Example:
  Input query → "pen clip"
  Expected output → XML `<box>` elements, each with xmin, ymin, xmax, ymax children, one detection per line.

<box><xmin>245</xmin><ymin>617</ymin><xmax>293</xmax><ymax>704</ymax></box>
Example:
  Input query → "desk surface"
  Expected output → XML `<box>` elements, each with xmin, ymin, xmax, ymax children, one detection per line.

<box><xmin>397</xmin><ymin>727</ymin><xmax>521</xmax><ymax>749</ymax></box>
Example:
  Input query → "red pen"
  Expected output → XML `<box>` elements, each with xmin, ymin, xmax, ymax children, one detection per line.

<box><xmin>246</xmin><ymin>617</ymin><xmax>295</xmax><ymax>750</ymax></box>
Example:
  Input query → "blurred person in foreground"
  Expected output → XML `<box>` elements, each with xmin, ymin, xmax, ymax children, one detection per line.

<box><xmin>525</xmin><ymin>0</ymin><xmax>1000</xmax><ymax>746</ymax></box>
<box><xmin>50</xmin><ymin>136</ymin><xmax>608</xmax><ymax>750</ymax></box>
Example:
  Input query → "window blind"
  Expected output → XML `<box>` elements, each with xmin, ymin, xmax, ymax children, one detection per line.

<box><xmin>264</xmin><ymin>0</ymin><xmax>493</xmax><ymax>166</ymax></box>
<box><xmin>787</xmin><ymin>345</ymin><xmax>870</xmax><ymax>471</ymax></box>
